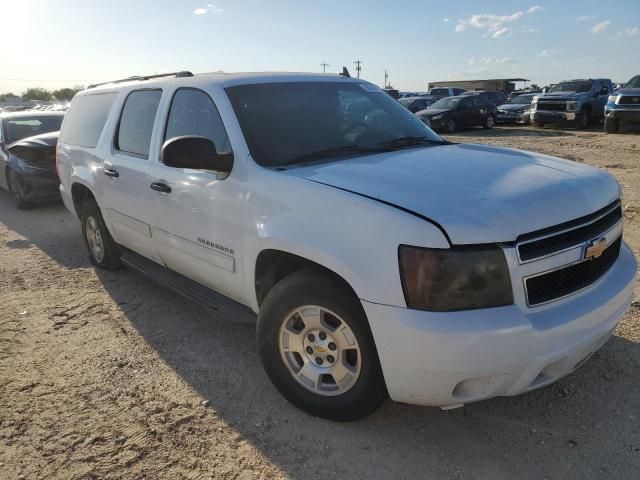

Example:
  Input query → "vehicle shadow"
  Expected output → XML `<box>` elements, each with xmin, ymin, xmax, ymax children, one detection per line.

<box><xmin>450</xmin><ymin>126</ymin><xmax>573</xmax><ymax>138</ymax></box>
<box><xmin>0</xmin><ymin>190</ymin><xmax>86</xmax><ymax>268</ymax></box>
<box><xmin>95</xmin><ymin>262</ymin><xmax>640</xmax><ymax>479</ymax></box>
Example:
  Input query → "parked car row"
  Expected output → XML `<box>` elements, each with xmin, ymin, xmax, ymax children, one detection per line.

<box><xmin>398</xmin><ymin>75</ymin><xmax>640</xmax><ymax>134</ymax></box>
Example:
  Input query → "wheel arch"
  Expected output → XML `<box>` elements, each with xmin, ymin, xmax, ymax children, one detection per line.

<box><xmin>70</xmin><ymin>181</ymin><xmax>97</xmax><ymax>217</ymax></box>
<box><xmin>254</xmin><ymin>249</ymin><xmax>360</xmax><ymax>309</ymax></box>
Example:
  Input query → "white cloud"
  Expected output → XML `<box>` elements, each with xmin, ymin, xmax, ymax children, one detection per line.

<box><xmin>454</xmin><ymin>6</ymin><xmax>542</xmax><ymax>39</ymax></box>
<box><xmin>536</xmin><ymin>49</ymin><xmax>556</xmax><ymax>57</ymax></box>
<box><xmin>443</xmin><ymin>18</ymin><xmax>450</xmax><ymax>23</ymax></box>
<box><xmin>468</xmin><ymin>56</ymin><xmax>516</xmax><ymax>66</ymax></box>
<box><xmin>193</xmin><ymin>4</ymin><xmax>223</xmax><ymax>15</ymax></box>
<box><xmin>591</xmin><ymin>20</ymin><xmax>611</xmax><ymax>33</ymax></box>
<box><xmin>521</xmin><ymin>26</ymin><xmax>539</xmax><ymax>33</ymax></box>
<box><xmin>576</xmin><ymin>15</ymin><xmax>594</xmax><ymax>22</ymax></box>
<box><xmin>623</xmin><ymin>26</ymin><xmax>639</xmax><ymax>36</ymax></box>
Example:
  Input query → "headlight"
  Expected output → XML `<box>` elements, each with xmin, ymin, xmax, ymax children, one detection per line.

<box><xmin>566</xmin><ymin>101</ymin><xmax>578</xmax><ymax>111</ymax></box>
<box><xmin>399</xmin><ymin>245</ymin><xmax>513</xmax><ymax>311</ymax></box>
<box><xmin>431</xmin><ymin>114</ymin><xmax>443</xmax><ymax>120</ymax></box>
<box><xmin>608</xmin><ymin>95</ymin><xmax>619</xmax><ymax>104</ymax></box>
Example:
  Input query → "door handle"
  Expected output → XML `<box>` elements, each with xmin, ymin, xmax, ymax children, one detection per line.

<box><xmin>150</xmin><ymin>182</ymin><xmax>172</xmax><ymax>194</ymax></box>
<box><xmin>104</xmin><ymin>168</ymin><xmax>119</xmax><ymax>178</ymax></box>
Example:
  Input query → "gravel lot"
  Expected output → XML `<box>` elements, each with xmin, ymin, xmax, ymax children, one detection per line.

<box><xmin>1</xmin><ymin>125</ymin><xmax>639</xmax><ymax>480</ymax></box>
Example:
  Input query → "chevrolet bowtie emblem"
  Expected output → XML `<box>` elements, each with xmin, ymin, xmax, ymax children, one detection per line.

<box><xmin>585</xmin><ymin>237</ymin><xmax>607</xmax><ymax>260</ymax></box>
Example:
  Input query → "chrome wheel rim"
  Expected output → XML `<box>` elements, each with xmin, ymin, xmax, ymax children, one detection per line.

<box><xmin>85</xmin><ymin>216</ymin><xmax>105</xmax><ymax>263</ymax></box>
<box><xmin>487</xmin><ymin>116</ymin><xmax>494</xmax><ymax>128</ymax></box>
<box><xmin>279</xmin><ymin>305</ymin><xmax>362</xmax><ymax>396</ymax></box>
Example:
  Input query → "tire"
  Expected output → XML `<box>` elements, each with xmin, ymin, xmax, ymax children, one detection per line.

<box><xmin>483</xmin><ymin>114</ymin><xmax>495</xmax><ymax>129</ymax></box>
<box><xmin>8</xmin><ymin>170</ymin><xmax>32</xmax><ymax>209</ymax></box>
<box><xmin>257</xmin><ymin>268</ymin><xmax>387</xmax><ymax>421</ymax></box>
<box><xmin>80</xmin><ymin>199</ymin><xmax>122</xmax><ymax>269</ymax></box>
<box><xmin>533</xmin><ymin>121</ymin><xmax>545</xmax><ymax>128</ymax></box>
<box><xmin>604</xmin><ymin>117</ymin><xmax>619</xmax><ymax>134</ymax></box>
<box><xmin>445</xmin><ymin>118</ymin><xmax>457</xmax><ymax>133</ymax></box>
<box><xmin>575</xmin><ymin>110</ymin><xmax>589</xmax><ymax>130</ymax></box>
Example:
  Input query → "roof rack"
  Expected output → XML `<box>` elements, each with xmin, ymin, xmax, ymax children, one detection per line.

<box><xmin>87</xmin><ymin>71</ymin><xmax>194</xmax><ymax>89</ymax></box>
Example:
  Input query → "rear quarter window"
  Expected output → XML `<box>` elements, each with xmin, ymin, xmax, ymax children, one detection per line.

<box><xmin>59</xmin><ymin>93</ymin><xmax>117</xmax><ymax>148</ymax></box>
<box><xmin>115</xmin><ymin>89</ymin><xmax>162</xmax><ymax>158</ymax></box>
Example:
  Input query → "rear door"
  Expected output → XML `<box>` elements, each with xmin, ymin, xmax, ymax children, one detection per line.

<box><xmin>101</xmin><ymin>89</ymin><xmax>163</xmax><ymax>262</ymax></box>
<box><xmin>457</xmin><ymin>97</ymin><xmax>475</xmax><ymax>126</ymax></box>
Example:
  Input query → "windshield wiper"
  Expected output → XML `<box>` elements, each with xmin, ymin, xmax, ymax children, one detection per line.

<box><xmin>378</xmin><ymin>136</ymin><xmax>446</xmax><ymax>149</ymax></box>
<box><xmin>282</xmin><ymin>144</ymin><xmax>393</xmax><ymax>166</ymax></box>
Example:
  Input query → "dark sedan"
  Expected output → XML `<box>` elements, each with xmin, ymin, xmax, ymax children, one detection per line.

<box><xmin>0</xmin><ymin>112</ymin><xmax>63</xmax><ymax>208</ymax></box>
<box><xmin>496</xmin><ymin>93</ymin><xmax>536</xmax><ymax>124</ymax></box>
<box><xmin>416</xmin><ymin>96</ymin><xmax>497</xmax><ymax>133</ymax></box>
<box><xmin>459</xmin><ymin>90</ymin><xmax>507</xmax><ymax>106</ymax></box>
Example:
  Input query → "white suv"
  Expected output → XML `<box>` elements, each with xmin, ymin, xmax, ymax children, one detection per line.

<box><xmin>57</xmin><ymin>71</ymin><xmax>637</xmax><ymax>421</ymax></box>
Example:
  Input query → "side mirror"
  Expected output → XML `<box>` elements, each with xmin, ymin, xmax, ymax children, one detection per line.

<box><xmin>599</xmin><ymin>87</ymin><xmax>609</xmax><ymax>95</ymax></box>
<box><xmin>161</xmin><ymin>136</ymin><xmax>233</xmax><ymax>174</ymax></box>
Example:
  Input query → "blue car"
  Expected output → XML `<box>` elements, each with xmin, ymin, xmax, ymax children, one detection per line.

<box><xmin>605</xmin><ymin>75</ymin><xmax>640</xmax><ymax>133</ymax></box>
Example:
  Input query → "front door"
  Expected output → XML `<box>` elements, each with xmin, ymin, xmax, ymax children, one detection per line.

<box><xmin>102</xmin><ymin>89</ymin><xmax>163</xmax><ymax>262</ymax></box>
<box><xmin>149</xmin><ymin>87</ymin><xmax>245</xmax><ymax>301</ymax></box>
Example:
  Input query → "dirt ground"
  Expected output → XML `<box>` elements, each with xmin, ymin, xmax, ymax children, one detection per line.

<box><xmin>1</xmin><ymin>124</ymin><xmax>639</xmax><ymax>480</ymax></box>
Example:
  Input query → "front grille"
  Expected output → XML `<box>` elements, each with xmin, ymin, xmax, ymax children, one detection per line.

<box><xmin>618</xmin><ymin>96</ymin><xmax>640</xmax><ymax>106</ymax></box>
<box><xmin>518</xmin><ymin>202</ymin><xmax>622</xmax><ymax>261</ymax></box>
<box><xmin>537</xmin><ymin>101</ymin><xmax>566</xmax><ymax>112</ymax></box>
<box><xmin>525</xmin><ymin>236</ymin><xmax>622</xmax><ymax>306</ymax></box>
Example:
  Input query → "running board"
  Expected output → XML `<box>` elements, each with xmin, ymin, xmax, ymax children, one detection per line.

<box><xmin>120</xmin><ymin>250</ymin><xmax>256</xmax><ymax>325</ymax></box>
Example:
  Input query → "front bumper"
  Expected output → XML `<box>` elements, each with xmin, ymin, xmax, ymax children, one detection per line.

<box><xmin>531</xmin><ymin>110</ymin><xmax>578</xmax><ymax>124</ymax></box>
<box><xmin>605</xmin><ymin>107</ymin><xmax>640</xmax><ymax>123</ymax></box>
<box><xmin>496</xmin><ymin>110</ymin><xmax>530</xmax><ymax>124</ymax></box>
<box><xmin>363</xmin><ymin>241</ymin><xmax>637</xmax><ymax>407</ymax></box>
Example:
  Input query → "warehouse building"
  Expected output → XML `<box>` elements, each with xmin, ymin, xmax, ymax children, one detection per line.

<box><xmin>428</xmin><ymin>78</ymin><xmax>529</xmax><ymax>93</ymax></box>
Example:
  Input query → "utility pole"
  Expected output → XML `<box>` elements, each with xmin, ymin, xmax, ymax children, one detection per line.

<box><xmin>384</xmin><ymin>69</ymin><xmax>389</xmax><ymax>88</ymax></box>
<box><xmin>353</xmin><ymin>60</ymin><xmax>363</xmax><ymax>79</ymax></box>
<box><xmin>320</xmin><ymin>61</ymin><xmax>330</xmax><ymax>73</ymax></box>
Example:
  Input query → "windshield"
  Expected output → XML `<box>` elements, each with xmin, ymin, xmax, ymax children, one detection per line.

<box><xmin>550</xmin><ymin>81</ymin><xmax>593</xmax><ymax>93</ymax></box>
<box><xmin>4</xmin><ymin>115</ymin><xmax>64</xmax><ymax>143</ymax></box>
<box><xmin>429</xmin><ymin>97</ymin><xmax>461</xmax><ymax>109</ymax></box>
<box><xmin>625</xmin><ymin>76</ymin><xmax>640</xmax><ymax>89</ymax></box>
<box><xmin>509</xmin><ymin>95</ymin><xmax>533</xmax><ymax>105</ymax></box>
<box><xmin>226</xmin><ymin>82</ymin><xmax>443</xmax><ymax>167</ymax></box>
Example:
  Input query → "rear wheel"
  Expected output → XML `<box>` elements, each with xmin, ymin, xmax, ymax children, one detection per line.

<box><xmin>257</xmin><ymin>268</ymin><xmax>387</xmax><ymax>421</ymax></box>
<box><xmin>8</xmin><ymin>170</ymin><xmax>31</xmax><ymax>209</ymax></box>
<box><xmin>483</xmin><ymin>114</ymin><xmax>495</xmax><ymax>129</ymax></box>
<box><xmin>604</xmin><ymin>117</ymin><xmax>619</xmax><ymax>134</ymax></box>
<box><xmin>80</xmin><ymin>200</ymin><xmax>122</xmax><ymax>269</ymax></box>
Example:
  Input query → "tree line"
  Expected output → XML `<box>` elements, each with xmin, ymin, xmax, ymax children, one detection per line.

<box><xmin>0</xmin><ymin>86</ymin><xmax>84</xmax><ymax>102</ymax></box>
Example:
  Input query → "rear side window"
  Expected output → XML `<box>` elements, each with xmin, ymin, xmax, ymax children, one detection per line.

<box><xmin>59</xmin><ymin>93</ymin><xmax>116</xmax><ymax>148</ymax></box>
<box><xmin>164</xmin><ymin>88</ymin><xmax>231</xmax><ymax>154</ymax></box>
<box><xmin>116</xmin><ymin>89</ymin><xmax>162</xmax><ymax>158</ymax></box>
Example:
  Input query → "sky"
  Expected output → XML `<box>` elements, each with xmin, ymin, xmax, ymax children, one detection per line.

<box><xmin>1</xmin><ymin>0</ymin><xmax>639</xmax><ymax>94</ymax></box>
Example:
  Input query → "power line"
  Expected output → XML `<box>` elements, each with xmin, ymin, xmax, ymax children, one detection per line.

<box><xmin>320</xmin><ymin>61</ymin><xmax>330</xmax><ymax>73</ymax></box>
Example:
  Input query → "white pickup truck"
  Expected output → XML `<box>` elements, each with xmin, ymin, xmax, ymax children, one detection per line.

<box><xmin>57</xmin><ymin>71</ymin><xmax>637</xmax><ymax>421</ymax></box>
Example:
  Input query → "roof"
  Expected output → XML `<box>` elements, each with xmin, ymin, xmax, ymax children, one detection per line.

<box><xmin>81</xmin><ymin>71</ymin><xmax>363</xmax><ymax>95</ymax></box>
<box><xmin>0</xmin><ymin>110</ymin><xmax>65</xmax><ymax>119</ymax></box>
<box><xmin>431</xmin><ymin>78</ymin><xmax>529</xmax><ymax>83</ymax></box>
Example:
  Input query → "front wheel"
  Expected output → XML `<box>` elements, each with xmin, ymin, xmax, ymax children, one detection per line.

<box><xmin>445</xmin><ymin>118</ymin><xmax>457</xmax><ymax>133</ymax></box>
<box><xmin>257</xmin><ymin>268</ymin><xmax>387</xmax><ymax>421</ymax></box>
<box><xmin>483</xmin><ymin>115</ymin><xmax>495</xmax><ymax>129</ymax></box>
<box><xmin>575</xmin><ymin>110</ymin><xmax>589</xmax><ymax>130</ymax></box>
<box><xmin>8</xmin><ymin>170</ymin><xmax>31</xmax><ymax>209</ymax></box>
<box><xmin>604</xmin><ymin>117</ymin><xmax>619</xmax><ymax>134</ymax></box>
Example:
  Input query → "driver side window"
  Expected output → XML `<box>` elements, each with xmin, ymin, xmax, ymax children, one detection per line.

<box><xmin>164</xmin><ymin>88</ymin><xmax>232</xmax><ymax>154</ymax></box>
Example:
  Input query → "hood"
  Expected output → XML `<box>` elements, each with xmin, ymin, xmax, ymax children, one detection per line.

<box><xmin>539</xmin><ymin>91</ymin><xmax>586</xmax><ymax>100</ymax></box>
<box><xmin>616</xmin><ymin>87</ymin><xmax>640</xmax><ymax>96</ymax></box>
<box><xmin>498</xmin><ymin>104</ymin><xmax>529</xmax><ymax>111</ymax></box>
<box><xmin>418</xmin><ymin>108</ymin><xmax>452</xmax><ymax>117</ymax></box>
<box><xmin>7</xmin><ymin>131</ymin><xmax>59</xmax><ymax>167</ymax></box>
<box><xmin>283</xmin><ymin>144</ymin><xmax>620</xmax><ymax>244</ymax></box>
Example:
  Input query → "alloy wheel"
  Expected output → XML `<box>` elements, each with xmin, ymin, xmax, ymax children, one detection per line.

<box><xmin>85</xmin><ymin>216</ymin><xmax>105</xmax><ymax>263</ymax></box>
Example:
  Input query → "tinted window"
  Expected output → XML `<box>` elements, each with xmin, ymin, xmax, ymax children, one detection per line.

<box><xmin>430</xmin><ymin>88</ymin><xmax>448</xmax><ymax>96</ymax></box>
<box><xmin>59</xmin><ymin>93</ymin><xmax>116</xmax><ymax>148</ymax></box>
<box><xmin>116</xmin><ymin>90</ymin><xmax>162</xmax><ymax>158</ymax></box>
<box><xmin>226</xmin><ymin>82</ymin><xmax>442</xmax><ymax>167</ymax></box>
<box><xmin>164</xmin><ymin>88</ymin><xmax>231</xmax><ymax>153</ymax></box>
<box><xmin>4</xmin><ymin>115</ymin><xmax>64</xmax><ymax>144</ymax></box>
